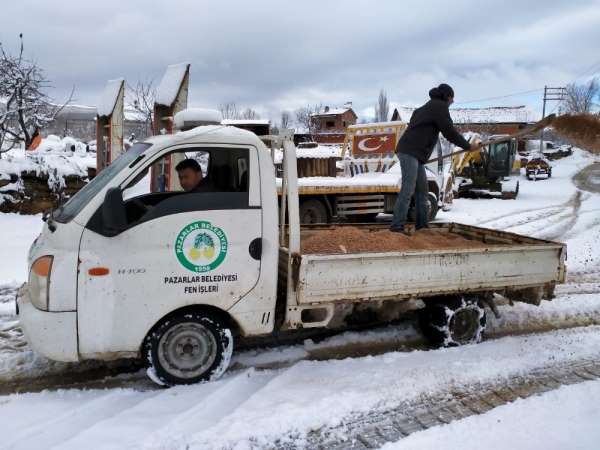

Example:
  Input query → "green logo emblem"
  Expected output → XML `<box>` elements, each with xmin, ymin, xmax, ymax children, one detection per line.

<box><xmin>175</xmin><ymin>221</ymin><xmax>228</xmax><ymax>272</ymax></box>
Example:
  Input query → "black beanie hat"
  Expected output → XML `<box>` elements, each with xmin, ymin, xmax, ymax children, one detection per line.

<box><xmin>429</xmin><ymin>83</ymin><xmax>455</xmax><ymax>101</ymax></box>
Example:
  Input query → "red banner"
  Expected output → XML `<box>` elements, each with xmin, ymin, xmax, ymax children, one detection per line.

<box><xmin>352</xmin><ymin>133</ymin><xmax>397</xmax><ymax>156</ymax></box>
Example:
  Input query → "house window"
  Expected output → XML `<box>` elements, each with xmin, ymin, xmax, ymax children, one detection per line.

<box><xmin>326</xmin><ymin>120</ymin><xmax>335</xmax><ymax>128</ymax></box>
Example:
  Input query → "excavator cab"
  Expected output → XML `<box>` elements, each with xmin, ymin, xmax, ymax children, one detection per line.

<box><xmin>486</xmin><ymin>140</ymin><xmax>517</xmax><ymax>178</ymax></box>
<box><xmin>454</xmin><ymin>138</ymin><xmax>519</xmax><ymax>199</ymax></box>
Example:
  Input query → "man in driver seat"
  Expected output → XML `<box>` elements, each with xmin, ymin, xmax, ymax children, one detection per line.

<box><xmin>175</xmin><ymin>159</ymin><xmax>210</xmax><ymax>192</ymax></box>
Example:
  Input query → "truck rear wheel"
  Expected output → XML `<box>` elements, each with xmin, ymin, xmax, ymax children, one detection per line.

<box><xmin>143</xmin><ymin>312</ymin><xmax>233</xmax><ymax>386</ymax></box>
<box><xmin>300</xmin><ymin>199</ymin><xmax>328</xmax><ymax>224</ymax></box>
<box><xmin>419</xmin><ymin>295</ymin><xmax>486</xmax><ymax>347</ymax></box>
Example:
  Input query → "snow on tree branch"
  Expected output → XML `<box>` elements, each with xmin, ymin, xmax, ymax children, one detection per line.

<box><xmin>0</xmin><ymin>34</ymin><xmax>73</xmax><ymax>157</ymax></box>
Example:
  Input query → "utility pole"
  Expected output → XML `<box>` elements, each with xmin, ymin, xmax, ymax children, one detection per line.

<box><xmin>539</xmin><ymin>86</ymin><xmax>566</xmax><ymax>152</ymax></box>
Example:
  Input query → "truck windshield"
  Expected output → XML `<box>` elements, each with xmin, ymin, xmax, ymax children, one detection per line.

<box><xmin>54</xmin><ymin>143</ymin><xmax>152</xmax><ymax>223</ymax></box>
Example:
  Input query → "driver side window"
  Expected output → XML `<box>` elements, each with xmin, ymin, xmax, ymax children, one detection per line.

<box><xmin>123</xmin><ymin>150</ymin><xmax>210</xmax><ymax>200</ymax></box>
<box><xmin>118</xmin><ymin>147</ymin><xmax>250</xmax><ymax>228</ymax></box>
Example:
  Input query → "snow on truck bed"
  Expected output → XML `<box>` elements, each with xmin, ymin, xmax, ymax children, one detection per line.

<box><xmin>276</xmin><ymin>172</ymin><xmax>401</xmax><ymax>190</ymax></box>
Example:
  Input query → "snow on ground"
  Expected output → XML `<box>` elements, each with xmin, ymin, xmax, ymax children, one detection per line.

<box><xmin>0</xmin><ymin>213</ymin><xmax>42</xmax><ymax>285</ymax></box>
<box><xmin>2</xmin><ymin>327</ymin><xmax>600</xmax><ymax>449</ymax></box>
<box><xmin>0</xmin><ymin>148</ymin><xmax>599</xmax><ymax>449</ymax></box>
<box><xmin>381</xmin><ymin>379</ymin><xmax>600</xmax><ymax>450</ymax></box>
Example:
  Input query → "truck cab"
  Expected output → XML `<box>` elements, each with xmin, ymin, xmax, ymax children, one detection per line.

<box><xmin>18</xmin><ymin>123</ymin><xmax>280</xmax><ymax>384</ymax></box>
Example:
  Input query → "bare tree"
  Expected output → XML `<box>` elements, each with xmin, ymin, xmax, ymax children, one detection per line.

<box><xmin>295</xmin><ymin>106</ymin><xmax>312</xmax><ymax>130</ymax></box>
<box><xmin>562</xmin><ymin>78</ymin><xmax>599</xmax><ymax>113</ymax></box>
<box><xmin>295</xmin><ymin>103</ymin><xmax>322</xmax><ymax>138</ymax></box>
<box><xmin>240</xmin><ymin>108</ymin><xmax>260</xmax><ymax>120</ymax></box>
<box><xmin>280</xmin><ymin>110</ymin><xmax>291</xmax><ymax>129</ymax></box>
<box><xmin>0</xmin><ymin>34</ymin><xmax>73</xmax><ymax>157</ymax></box>
<box><xmin>219</xmin><ymin>102</ymin><xmax>239</xmax><ymax>120</ymax></box>
<box><xmin>374</xmin><ymin>89</ymin><xmax>389</xmax><ymax>122</ymax></box>
<box><xmin>127</xmin><ymin>79</ymin><xmax>155</xmax><ymax>137</ymax></box>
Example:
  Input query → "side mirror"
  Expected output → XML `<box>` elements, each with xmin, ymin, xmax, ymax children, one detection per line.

<box><xmin>102</xmin><ymin>187</ymin><xmax>127</xmax><ymax>234</ymax></box>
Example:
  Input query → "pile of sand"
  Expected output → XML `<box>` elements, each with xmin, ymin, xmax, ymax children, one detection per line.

<box><xmin>300</xmin><ymin>227</ymin><xmax>493</xmax><ymax>254</ymax></box>
<box><xmin>551</xmin><ymin>114</ymin><xmax>600</xmax><ymax>154</ymax></box>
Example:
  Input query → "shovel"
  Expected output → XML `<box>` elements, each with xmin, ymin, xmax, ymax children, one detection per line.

<box><xmin>427</xmin><ymin>114</ymin><xmax>556</xmax><ymax>163</ymax></box>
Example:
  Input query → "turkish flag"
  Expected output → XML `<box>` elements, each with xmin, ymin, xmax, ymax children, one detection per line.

<box><xmin>352</xmin><ymin>133</ymin><xmax>397</xmax><ymax>156</ymax></box>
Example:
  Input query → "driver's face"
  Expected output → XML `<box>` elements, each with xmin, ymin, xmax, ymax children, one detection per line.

<box><xmin>177</xmin><ymin>168</ymin><xmax>203</xmax><ymax>192</ymax></box>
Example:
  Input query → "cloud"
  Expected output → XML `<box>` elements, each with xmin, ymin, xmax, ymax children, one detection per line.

<box><xmin>1</xmin><ymin>0</ymin><xmax>599</xmax><ymax>122</ymax></box>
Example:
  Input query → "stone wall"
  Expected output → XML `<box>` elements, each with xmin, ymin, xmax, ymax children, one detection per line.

<box><xmin>0</xmin><ymin>170</ymin><xmax>93</xmax><ymax>215</ymax></box>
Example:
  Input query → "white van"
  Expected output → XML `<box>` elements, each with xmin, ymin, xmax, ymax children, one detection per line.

<box><xmin>17</xmin><ymin>124</ymin><xmax>566</xmax><ymax>386</ymax></box>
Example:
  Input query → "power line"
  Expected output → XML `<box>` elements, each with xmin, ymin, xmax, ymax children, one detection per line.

<box><xmin>573</xmin><ymin>60</ymin><xmax>600</xmax><ymax>81</ymax></box>
<box><xmin>454</xmin><ymin>88</ymin><xmax>543</xmax><ymax>105</ymax></box>
<box><xmin>454</xmin><ymin>60</ymin><xmax>600</xmax><ymax>107</ymax></box>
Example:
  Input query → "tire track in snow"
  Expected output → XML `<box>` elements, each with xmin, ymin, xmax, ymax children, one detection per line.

<box><xmin>52</xmin><ymin>370</ymin><xmax>276</xmax><ymax>450</ymax></box>
<box><xmin>476</xmin><ymin>203</ymin><xmax>564</xmax><ymax>228</ymax></box>
<box><xmin>290</xmin><ymin>359</ymin><xmax>600</xmax><ymax>450</ymax></box>
<box><xmin>139</xmin><ymin>369</ymin><xmax>280</xmax><ymax>450</ymax></box>
<box><xmin>6</xmin><ymin>389</ymin><xmax>159</xmax><ymax>450</ymax></box>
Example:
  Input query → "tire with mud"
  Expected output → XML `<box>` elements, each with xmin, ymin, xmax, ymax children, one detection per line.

<box><xmin>300</xmin><ymin>199</ymin><xmax>328</xmax><ymax>224</ymax></box>
<box><xmin>419</xmin><ymin>295</ymin><xmax>486</xmax><ymax>347</ymax></box>
<box><xmin>143</xmin><ymin>312</ymin><xmax>233</xmax><ymax>386</ymax></box>
<box><xmin>408</xmin><ymin>193</ymin><xmax>438</xmax><ymax>222</ymax></box>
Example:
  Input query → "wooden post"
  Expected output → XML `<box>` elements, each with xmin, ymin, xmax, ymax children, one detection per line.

<box><xmin>150</xmin><ymin>63</ymin><xmax>191</xmax><ymax>192</ymax></box>
<box><xmin>96</xmin><ymin>79</ymin><xmax>125</xmax><ymax>172</ymax></box>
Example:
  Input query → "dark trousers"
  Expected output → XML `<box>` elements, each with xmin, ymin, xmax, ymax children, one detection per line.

<box><xmin>390</xmin><ymin>153</ymin><xmax>428</xmax><ymax>230</ymax></box>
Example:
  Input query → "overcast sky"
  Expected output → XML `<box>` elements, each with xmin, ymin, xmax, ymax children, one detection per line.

<box><xmin>2</xmin><ymin>0</ymin><xmax>600</xmax><ymax>122</ymax></box>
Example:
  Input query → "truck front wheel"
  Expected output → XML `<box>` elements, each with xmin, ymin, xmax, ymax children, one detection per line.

<box><xmin>419</xmin><ymin>295</ymin><xmax>486</xmax><ymax>347</ymax></box>
<box><xmin>143</xmin><ymin>312</ymin><xmax>233</xmax><ymax>386</ymax></box>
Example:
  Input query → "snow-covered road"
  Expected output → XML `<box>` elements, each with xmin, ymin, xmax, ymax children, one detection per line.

<box><xmin>1</xmin><ymin>148</ymin><xmax>599</xmax><ymax>449</ymax></box>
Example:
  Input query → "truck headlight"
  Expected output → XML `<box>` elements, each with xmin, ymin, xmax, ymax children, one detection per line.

<box><xmin>29</xmin><ymin>256</ymin><xmax>53</xmax><ymax>311</ymax></box>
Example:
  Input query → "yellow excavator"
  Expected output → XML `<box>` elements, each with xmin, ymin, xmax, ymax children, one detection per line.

<box><xmin>432</xmin><ymin>114</ymin><xmax>556</xmax><ymax>203</ymax></box>
<box><xmin>446</xmin><ymin>137</ymin><xmax>520</xmax><ymax>200</ymax></box>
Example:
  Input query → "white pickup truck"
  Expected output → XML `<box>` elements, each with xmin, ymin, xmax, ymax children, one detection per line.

<box><xmin>17</xmin><ymin>118</ymin><xmax>566</xmax><ymax>386</ymax></box>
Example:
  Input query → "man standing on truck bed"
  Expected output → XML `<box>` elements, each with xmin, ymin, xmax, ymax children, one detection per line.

<box><xmin>390</xmin><ymin>83</ymin><xmax>480</xmax><ymax>235</ymax></box>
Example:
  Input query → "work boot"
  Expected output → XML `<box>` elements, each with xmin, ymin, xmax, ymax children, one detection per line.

<box><xmin>389</xmin><ymin>227</ymin><xmax>412</xmax><ymax>236</ymax></box>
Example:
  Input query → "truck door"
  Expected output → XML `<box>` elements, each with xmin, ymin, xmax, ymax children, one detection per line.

<box><xmin>76</xmin><ymin>145</ymin><xmax>262</xmax><ymax>355</ymax></box>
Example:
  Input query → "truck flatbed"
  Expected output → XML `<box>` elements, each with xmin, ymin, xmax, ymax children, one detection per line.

<box><xmin>280</xmin><ymin>223</ymin><xmax>565</xmax><ymax>306</ymax></box>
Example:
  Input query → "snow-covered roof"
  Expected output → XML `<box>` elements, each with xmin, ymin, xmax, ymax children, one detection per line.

<box><xmin>294</xmin><ymin>126</ymin><xmax>310</xmax><ymax>134</ymax></box>
<box><xmin>124</xmin><ymin>108</ymin><xmax>146</xmax><ymax>122</ymax></box>
<box><xmin>155</xmin><ymin>63</ymin><xmax>190</xmax><ymax>107</ymax></box>
<box><xmin>397</xmin><ymin>105</ymin><xmax>537</xmax><ymax>124</ymax></box>
<box><xmin>451</xmin><ymin>106</ymin><xmax>537</xmax><ymax>123</ymax></box>
<box><xmin>310</xmin><ymin>107</ymin><xmax>355</xmax><ymax>117</ymax></box>
<box><xmin>54</xmin><ymin>104</ymin><xmax>97</xmax><ymax>120</ymax></box>
<box><xmin>97</xmin><ymin>78</ymin><xmax>124</xmax><ymax>117</ymax></box>
<box><xmin>347</xmin><ymin>120</ymin><xmax>406</xmax><ymax>130</ymax></box>
<box><xmin>221</xmin><ymin>119</ymin><xmax>270</xmax><ymax>125</ymax></box>
<box><xmin>272</xmin><ymin>145</ymin><xmax>341</xmax><ymax>163</ymax></box>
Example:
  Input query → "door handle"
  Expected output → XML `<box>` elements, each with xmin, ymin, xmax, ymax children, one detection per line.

<box><xmin>249</xmin><ymin>238</ymin><xmax>262</xmax><ymax>260</ymax></box>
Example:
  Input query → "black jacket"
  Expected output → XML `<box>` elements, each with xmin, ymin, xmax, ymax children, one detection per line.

<box><xmin>396</xmin><ymin>98</ymin><xmax>471</xmax><ymax>163</ymax></box>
